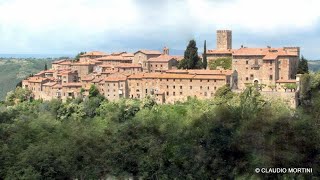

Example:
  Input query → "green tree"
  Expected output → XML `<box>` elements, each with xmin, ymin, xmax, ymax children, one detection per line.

<box><xmin>74</xmin><ymin>52</ymin><xmax>86</xmax><ymax>61</ymax></box>
<box><xmin>208</xmin><ymin>57</ymin><xmax>232</xmax><ymax>70</ymax></box>
<box><xmin>203</xmin><ymin>40</ymin><xmax>207</xmax><ymax>69</ymax></box>
<box><xmin>89</xmin><ymin>85</ymin><xmax>100</xmax><ymax>98</ymax></box>
<box><xmin>297</xmin><ymin>56</ymin><xmax>309</xmax><ymax>74</ymax></box>
<box><xmin>44</xmin><ymin>63</ymin><xmax>48</xmax><ymax>71</ymax></box>
<box><xmin>178</xmin><ymin>40</ymin><xmax>202</xmax><ymax>69</ymax></box>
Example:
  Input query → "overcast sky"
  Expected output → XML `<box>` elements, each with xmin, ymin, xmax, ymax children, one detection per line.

<box><xmin>0</xmin><ymin>0</ymin><xmax>319</xmax><ymax>59</ymax></box>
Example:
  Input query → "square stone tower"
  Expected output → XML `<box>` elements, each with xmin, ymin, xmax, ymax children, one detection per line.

<box><xmin>217</xmin><ymin>30</ymin><xmax>232</xmax><ymax>50</ymax></box>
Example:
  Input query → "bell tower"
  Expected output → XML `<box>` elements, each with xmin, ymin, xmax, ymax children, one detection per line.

<box><xmin>217</xmin><ymin>30</ymin><xmax>232</xmax><ymax>50</ymax></box>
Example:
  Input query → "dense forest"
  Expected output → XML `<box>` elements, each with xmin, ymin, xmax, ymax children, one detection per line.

<box><xmin>1</xmin><ymin>72</ymin><xmax>320</xmax><ymax>179</ymax></box>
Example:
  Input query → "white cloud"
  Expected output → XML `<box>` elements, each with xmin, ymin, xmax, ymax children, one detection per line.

<box><xmin>188</xmin><ymin>0</ymin><xmax>320</xmax><ymax>33</ymax></box>
<box><xmin>0</xmin><ymin>0</ymin><xmax>319</xmax><ymax>56</ymax></box>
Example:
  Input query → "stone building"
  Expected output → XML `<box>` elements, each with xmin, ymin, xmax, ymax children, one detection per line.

<box><xmin>22</xmin><ymin>32</ymin><xmax>301</xmax><ymax>107</ymax></box>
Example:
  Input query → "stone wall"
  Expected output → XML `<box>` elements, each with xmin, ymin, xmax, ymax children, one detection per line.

<box><xmin>217</xmin><ymin>30</ymin><xmax>232</xmax><ymax>50</ymax></box>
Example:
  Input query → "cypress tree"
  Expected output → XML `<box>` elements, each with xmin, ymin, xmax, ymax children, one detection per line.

<box><xmin>178</xmin><ymin>40</ymin><xmax>201</xmax><ymax>69</ymax></box>
<box><xmin>203</xmin><ymin>40</ymin><xmax>207</xmax><ymax>69</ymax></box>
<box><xmin>297</xmin><ymin>56</ymin><xmax>309</xmax><ymax>74</ymax></box>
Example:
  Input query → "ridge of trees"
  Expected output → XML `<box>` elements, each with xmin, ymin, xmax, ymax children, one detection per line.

<box><xmin>1</xmin><ymin>73</ymin><xmax>320</xmax><ymax>179</ymax></box>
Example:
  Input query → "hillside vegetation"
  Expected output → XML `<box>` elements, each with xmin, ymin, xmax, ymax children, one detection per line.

<box><xmin>1</xmin><ymin>72</ymin><xmax>320</xmax><ymax>179</ymax></box>
<box><xmin>0</xmin><ymin>58</ymin><xmax>53</xmax><ymax>100</ymax></box>
<box><xmin>308</xmin><ymin>60</ymin><xmax>320</xmax><ymax>72</ymax></box>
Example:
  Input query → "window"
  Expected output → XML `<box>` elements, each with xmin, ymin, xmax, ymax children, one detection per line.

<box><xmin>246</xmin><ymin>77</ymin><xmax>249</xmax><ymax>81</ymax></box>
<box><xmin>214</xmin><ymin>87</ymin><xmax>217</xmax><ymax>90</ymax></box>
<box><xmin>207</xmin><ymin>86</ymin><xmax>210</xmax><ymax>90</ymax></box>
<box><xmin>269</xmin><ymin>75</ymin><xmax>273</xmax><ymax>80</ymax></box>
<box><xmin>200</xmin><ymin>80</ymin><xmax>202</xmax><ymax>82</ymax></box>
<box><xmin>190</xmin><ymin>79</ymin><xmax>192</xmax><ymax>82</ymax></box>
<box><xmin>146</xmin><ymin>89</ymin><xmax>148</xmax><ymax>93</ymax></box>
<box><xmin>246</xmin><ymin>60</ymin><xmax>249</xmax><ymax>64</ymax></box>
<box><xmin>167</xmin><ymin>85</ymin><xmax>169</xmax><ymax>89</ymax></box>
<box><xmin>180</xmin><ymin>92</ymin><xmax>183</xmax><ymax>95</ymax></box>
<box><xmin>166</xmin><ymin>92</ymin><xmax>169</xmax><ymax>96</ymax></box>
<box><xmin>155</xmin><ymin>65</ymin><xmax>157</xmax><ymax>67</ymax></box>
<box><xmin>190</xmin><ymin>86</ymin><xmax>192</xmax><ymax>89</ymax></box>
<box><xmin>173</xmin><ymin>85</ymin><xmax>175</xmax><ymax>89</ymax></box>
<box><xmin>250</xmin><ymin>74</ymin><xmax>254</xmax><ymax>80</ymax></box>
<box><xmin>173</xmin><ymin>79</ymin><xmax>175</xmax><ymax>81</ymax></box>
<box><xmin>204</xmin><ymin>92</ymin><xmax>207</xmax><ymax>96</ymax></box>
<box><xmin>167</xmin><ymin>79</ymin><xmax>169</xmax><ymax>81</ymax></box>
<box><xmin>207</xmin><ymin>80</ymin><xmax>209</xmax><ymax>82</ymax></box>
<box><xmin>214</xmin><ymin>80</ymin><xmax>216</xmax><ymax>82</ymax></box>
<box><xmin>180</xmin><ymin>86</ymin><xmax>182</xmax><ymax>89</ymax></box>
<box><xmin>137</xmin><ymin>83</ymin><xmax>139</xmax><ymax>86</ymax></box>
<box><xmin>160</xmin><ymin>65</ymin><xmax>163</xmax><ymax>67</ymax></box>
<box><xmin>270</xmin><ymin>61</ymin><xmax>272</xmax><ymax>65</ymax></box>
<box><xmin>173</xmin><ymin>92</ymin><xmax>176</xmax><ymax>96</ymax></box>
<box><xmin>200</xmin><ymin>86</ymin><xmax>202</xmax><ymax>90</ymax></box>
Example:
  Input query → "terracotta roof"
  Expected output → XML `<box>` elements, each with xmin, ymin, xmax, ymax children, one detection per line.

<box><xmin>276</xmin><ymin>79</ymin><xmax>297</xmax><ymax>83</ymax></box>
<box><xmin>166</xmin><ymin>69</ymin><xmax>189</xmax><ymax>74</ymax></box>
<box><xmin>81</xmin><ymin>51</ymin><xmax>108</xmax><ymax>56</ymax></box>
<box><xmin>44</xmin><ymin>70</ymin><xmax>56</xmax><ymax>73</ymax></box>
<box><xmin>59</xmin><ymin>61</ymin><xmax>72</xmax><ymax>65</ymax></box>
<box><xmin>193</xmin><ymin>75</ymin><xmax>226</xmax><ymax>80</ymax></box>
<box><xmin>207</xmin><ymin>49</ymin><xmax>234</xmax><ymax>55</ymax></box>
<box><xmin>115</xmin><ymin>63</ymin><xmax>142</xmax><ymax>68</ymax></box>
<box><xmin>188</xmin><ymin>69</ymin><xmax>232</xmax><ymax>76</ymax></box>
<box><xmin>233</xmin><ymin>47</ymin><xmax>298</xmax><ymax>57</ymax></box>
<box><xmin>52</xmin><ymin>59</ymin><xmax>67</xmax><ymax>64</ymax></box>
<box><xmin>99</xmin><ymin>64</ymin><xmax>114</xmax><ymax>68</ymax></box>
<box><xmin>92</xmin><ymin>78</ymin><xmax>102</xmax><ymax>83</ymax></box>
<box><xmin>72</xmin><ymin>62</ymin><xmax>95</xmax><ymax>66</ymax></box>
<box><xmin>81</xmin><ymin>76</ymin><xmax>94</xmax><ymax>81</ymax></box>
<box><xmin>158</xmin><ymin>73</ymin><xmax>195</xmax><ymax>79</ymax></box>
<box><xmin>148</xmin><ymin>54</ymin><xmax>176</xmax><ymax>62</ymax></box>
<box><xmin>128</xmin><ymin>73</ymin><xmax>145</xmax><ymax>79</ymax></box>
<box><xmin>101</xmin><ymin>70</ymin><xmax>118</xmax><ymax>74</ymax></box>
<box><xmin>134</xmin><ymin>50</ymin><xmax>162</xmax><ymax>55</ymax></box>
<box><xmin>43</xmin><ymin>82</ymin><xmax>57</xmax><ymax>87</ymax></box>
<box><xmin>104</xmin><ymin>76</ymin><xmax>127</xmax><ymax>82</ymax></box>
<box><xmin>35</xmin><ymin>71</ymin><xmax>46</xmax><ymax>76</ymax></box>
<box><xmin>263</xmin><ymin>53</ymin><xmax>279</xmax><ymax>60</ymax></box>
<box><xmin>62</xmin><ymin>83</ymin><xmax>82</xmax><ymax>87</ymax></box>
<box><xmin>96</xmin><ymin>55</ymin><xmax>132</xmax><ymax>61</ymax></box>
<box><xmin>28</xmin><ymin>77</ymin><xmax>49</xmax><ymax>83</ymax></box>
<box><xmin>122</xmin><ymin>53</ymin><xmax>134</xmax><ymax>57</ymax></box>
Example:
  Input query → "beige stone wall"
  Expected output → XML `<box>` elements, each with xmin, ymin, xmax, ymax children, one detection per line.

<box><xmin>127</xmin><ymin>77</ymin><xmax>227</xmax><ymax>103</ymax></box>
<box><xmin>217</xmin><ymin>30</ymin><xmax>232</xmax><ymax>50</ymax></box>
<box><xmin>71</xmin><ymin>65</ymin><xmax>94</xmax><ymax>78</ymax></box>
<box><xmin>232</xmin><ymin>56</ymin><xmax>279</xmax><ymax>90</ymax></box>
<box><xmin>133</xmin><ymin>52</ymin><xmax>161</xmax><ymax>72</ymax></box>
<box><xmin>148</xmin><ymin>60</ymin><xmax>178</xmax><ymax>72</ymax></box>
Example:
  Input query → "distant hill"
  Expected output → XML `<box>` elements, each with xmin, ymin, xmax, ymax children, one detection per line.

<box><xmin>0</xmin><ymin>58</ymin><xmax>53</xmax><ymax>100</ymax></box>
<box><xmin>308</xmin><ymin>60</ymin><xmax>320</xmax><ymax>72</ymax></box>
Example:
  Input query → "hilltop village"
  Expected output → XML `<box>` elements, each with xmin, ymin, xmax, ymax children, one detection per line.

<box><xmin>22</xmin><ymin>30</ymin><xmax>300</xmax><ymax>106</ymax></box>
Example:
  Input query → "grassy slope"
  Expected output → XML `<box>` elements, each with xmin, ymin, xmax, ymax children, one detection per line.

<box><xmin>0</xmin><ymin>58</ymin><xmax>53</xmax><ymax>100</ymax></box>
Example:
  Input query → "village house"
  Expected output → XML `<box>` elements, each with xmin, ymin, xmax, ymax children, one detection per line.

<box><xmin>22</xmin><ymin>30</ymin><xmax>301</xmax><ymax>107</ymax></box>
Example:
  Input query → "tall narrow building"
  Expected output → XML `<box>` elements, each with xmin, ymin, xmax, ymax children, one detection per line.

<box><xmin>216</xmin><ymin>30</ymin><xmax>232</xmax><ymax>50</ymax></box>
